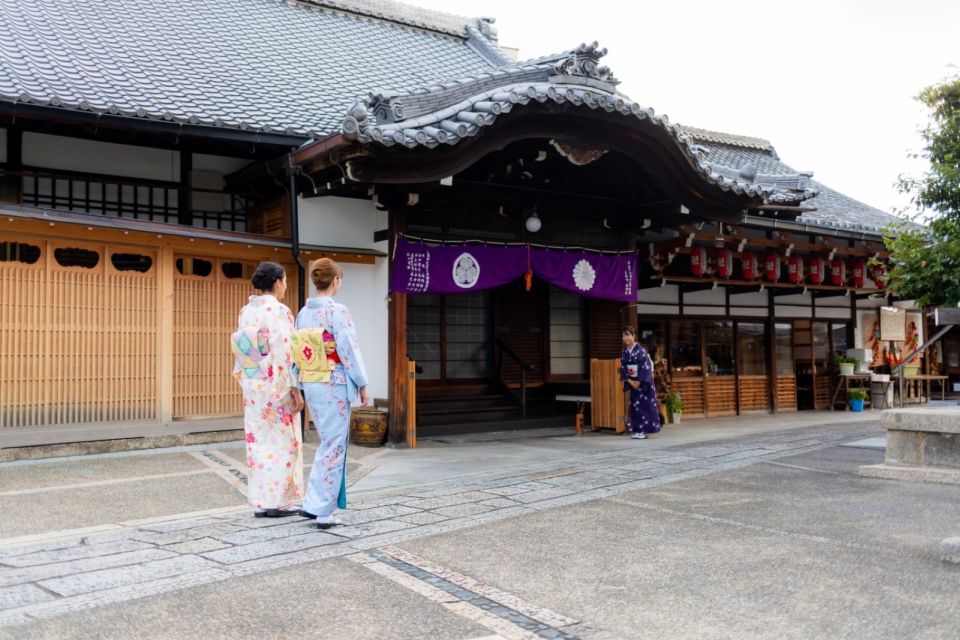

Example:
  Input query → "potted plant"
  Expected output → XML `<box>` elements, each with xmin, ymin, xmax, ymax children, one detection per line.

<box><xmin>848</xmin><ymin>388</ymin><xmax>868</xmax><ymax>412</ymax></box>
<box><xmin>833</xmin><ymin>353</ymin><xmax>858</xmax><ymax>376</ymax></box>
<box><xmin>666</xmin><ymin>391</ymin><xmax>683</xmax><ymax>423</ymax></box>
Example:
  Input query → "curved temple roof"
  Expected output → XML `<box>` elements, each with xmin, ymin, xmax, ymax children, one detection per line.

<box><xmin>340</xmin><ymin>43</ymin><xmax>817</xmax><ymax>206</ymax></box>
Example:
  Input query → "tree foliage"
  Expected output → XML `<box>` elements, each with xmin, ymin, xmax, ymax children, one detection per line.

<box><xmin>887</xmin><ymin>71</ymin><xmax>960</xmax><ymax>308</ymax></box>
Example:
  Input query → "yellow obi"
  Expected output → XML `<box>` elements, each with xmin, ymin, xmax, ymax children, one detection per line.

<box><xmin>291</xmin><ymin>327</ymin><xmax>335</xmax><ymax>383</ymax></box>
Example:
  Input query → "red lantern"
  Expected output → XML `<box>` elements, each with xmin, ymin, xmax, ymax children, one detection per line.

<box><xmin>788</xmin><ymin>255</ymin><xmax>804</xmax><ymax>284</ymax></box>
<box><xmin>690</xmin><ymin>246</ymin><xmax>707</xmax><ymax>277</ymax></box>
<box><xmin>715</xmin><ymin>248</ymin><xmax>734</xmax><ymax>278</ymax></box>
<box><xmin>741</xmin><ymin>252</ymin><xmax>758</xmax><ymax>280</ymax></box>
<box><xmin>831</xmin><ymin>259</ymin><xmax>846</xmax><ymax>286</ymax></box>
<box><xmin>872</xmin><ymin>264</ymin><xmax>886</xmax><ymax>289</ymax></box>
<box><xmin>851</xmin><ymin>260</ymin><xmax>865</xmax><ymax>287</ymax></box>
<box><xmin>808</xmin><ymin>257</ymin><xmax>825</xmax><ymax>284</ymax></box>
<box><xmin>764</xmin><ymin>253</ymin><xmax>781</xmax><ymax>282</ymax></box>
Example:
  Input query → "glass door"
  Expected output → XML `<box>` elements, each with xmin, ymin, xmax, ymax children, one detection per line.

<box><xmin>736</xmin><ymin>322</ymin><xmax>769</xmax><ymax>412</ymax></box>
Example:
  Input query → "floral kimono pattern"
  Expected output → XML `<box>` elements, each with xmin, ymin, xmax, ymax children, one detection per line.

<box><xmin>621</xmin><ymin>343</ymin><xmax>661</xmax><ymax>435</ymax></box>
<box><xmin>234</xmin><ymin>294</ymin><xmax>304</xmax><ymax>509</ymax></box>
<box><xmin>296</xmin><ymin>297</ymin><xmax>369</xmax><ymax>518</ymax></box>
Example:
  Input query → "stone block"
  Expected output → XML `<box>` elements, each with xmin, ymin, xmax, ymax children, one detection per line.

<box><xmin>882</xmin><ymin>408</ymin><xmax>960</xmax><ymax>433</ymax></box>
<box><xmin>885</xmin><ymin>430</ymin><xmax>923</xmax><ymax>466</ymax></box>
<box><xmin>923</xmin><ymin>432</ymin><xmax>960</xmax><ymax>469</ymax></box>
<box><xmin>201</xmin><ymin>531</ymin><xmax>340</xmax><ymax>564</ymax></box>
<box><xmin>0</xmin><ymin>583</ymin><xmax>57</xmax><ymax>610</ymax></box>
<box><xmin>2</xmin><ymin>540</ymin><xmax>155</xmax><ymax>568</ymax></box>
<box><xmin>38</xmin><ymin>555</ymin><xmax>219</xmax><ymax>597</ymax></box>
<box><xmin>0</xmin><ymin>549</ymin><xmax>176</xmax><ymax>588</ymax></box>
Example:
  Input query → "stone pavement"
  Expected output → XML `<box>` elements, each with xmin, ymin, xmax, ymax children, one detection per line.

<box><xmin>7</xmin><ymin>417</ymin><xmax>955</xmax><ymax>638</ymax></box>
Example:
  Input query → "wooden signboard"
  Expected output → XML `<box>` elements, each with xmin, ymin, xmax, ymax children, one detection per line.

<box><xmin>879</xmin><ymin>307</ymin><xmax>906</xmax><ymax>342</ymax></box>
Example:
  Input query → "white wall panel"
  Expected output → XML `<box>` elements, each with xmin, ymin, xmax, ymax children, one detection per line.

<box><xmin>298</xmin><ymin>196</ymin><xmax>377</xmax><ymax>250</ymax></box>
<box><xmin>23</xmin><ymin>133</ymin><xmax>178</xmax><ymax>181</ymax></box>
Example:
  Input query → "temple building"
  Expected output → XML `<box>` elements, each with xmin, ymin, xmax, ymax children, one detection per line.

<box><xmin>0</xmin><ymin>0</ymin><xmax>912</xmax><ymax>450</ymax></box>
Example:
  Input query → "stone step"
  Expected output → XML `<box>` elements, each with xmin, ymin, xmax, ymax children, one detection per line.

<box><xmin>881</xmin><ymin>407</ymin><xmax>960</xmax><ymax>432</ymax></box>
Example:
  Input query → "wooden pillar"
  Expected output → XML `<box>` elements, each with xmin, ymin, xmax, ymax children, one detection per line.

<box><xmin>387</xmin><ymin>208</ymin><xmax>408</xmax><ymax>444</ymax></box>
<box><xmin>157</xmin><ymin>246</ymin><xmax>175</xmax><ymax>423</ymax></box>
<box><xmin>767</xmin><ymin>290</ymin><xmax>779</xmax><ymax>413</ymax></box>
<box><xmin>177</xmin><ymin>150</ymin><xmax>192</xmax><ymax>226</ymax></box>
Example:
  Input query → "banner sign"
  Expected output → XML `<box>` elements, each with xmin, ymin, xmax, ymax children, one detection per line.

<box><xmin>391</xmin><ymin>235</ymin><xmax>637</xmax><ymax>303</ymax></box>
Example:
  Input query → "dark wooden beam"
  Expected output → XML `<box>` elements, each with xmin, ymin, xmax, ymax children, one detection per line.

<box><xmin>813</xmin><ymin>290</ymin><xmax>849</xmax><ymax>300</ymax></box>
<box><xmin>387</xmin><ymin>207</ymin><xmax>409</xmax><ymax>446</ymax></box>
<box><xmin>680</xmin><ymin>282</ymin><xmax>717</xmax><ymax>294</ymax></box>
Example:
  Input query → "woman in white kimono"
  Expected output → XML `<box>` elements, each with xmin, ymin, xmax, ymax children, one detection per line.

<box><xmin>293</xmin><ymin>258</ymin><xmax>369</xmax><ymax>529</ymax></box>
<box><xmin>231</xmin><ymin>262</ymin><xmax>305</xmax><ymax>517</ymax></box>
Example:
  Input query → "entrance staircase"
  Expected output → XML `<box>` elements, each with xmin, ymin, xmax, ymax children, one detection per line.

<box><xmin>415</xmin><ymin>386</ymin><xmax>567</xmax><ymax>437</ymax></box>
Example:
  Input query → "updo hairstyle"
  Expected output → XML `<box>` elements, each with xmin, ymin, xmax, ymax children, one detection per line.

<box><xmin>311</xmin><ymin>257</ymin><xmax>343</xmax><ymax>291</ymax></box>
<box><xmin>250</xmin><ymin>261</ymin><xmax>285</xmax><ymax>292</ymax></box>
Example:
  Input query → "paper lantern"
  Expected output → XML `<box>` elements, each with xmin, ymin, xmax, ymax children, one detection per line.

<box><xmin>872</xmin><ymin>264</ymin><xmax>886</xmax><ymax>289</ymax></box>
<box><xmin>690</xmin><ymin>246</ymin><xmax>707</xmax><ymax>277</ymax></box>
<box><xmin>764</xmin><ymin>253</ymin><xmax>781</xmax><ymax>282</ymax></box>
<box><xmin>808</xmin><ymin>257</ymin><xmax>826</xmax><ymax>285</ymax></box>
<box><xmin>830</xmin><ymin>259</ymin><xmax>846</xmax><ymax>286</ymax></box>
<box><xmin>715</xmin><ymin>248</ymin><xmax>734</xmax><ymax>278</ymax></box>
<box><xmin>741</xmin><ymin>252</ymin><xmax>759</xmax><ymax>280</ymax></box>
<box><xmin>851</xmin><ymin>260</ymin><xmax>865</xmax><ymax>287</ymax></box>
<box><xmin>788</xmin><ymin>255</ymin><xmax>804</xmax><ymax>284</ymax></box>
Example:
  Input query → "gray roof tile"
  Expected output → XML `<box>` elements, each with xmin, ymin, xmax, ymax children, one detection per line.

<box><xmin>0</xmin><ymin>0</ymin><xmax>501</xmax><ymax>137</ymax></box>
<box><xmin>682</xmin><ymin>129</ymin><xmax>899</xmax><ymax>233</ymax></box>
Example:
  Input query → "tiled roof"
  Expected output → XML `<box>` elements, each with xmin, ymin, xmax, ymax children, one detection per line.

<box><xmin>341</xmin><ymin>42</ymin><xmax>815</xmax><ymax>204</ymax></box>
<box><xmin>0</xmin><ymin>0</ymin><xmax>502</xmax><ymax>137</ymax></box>
<box><xmin>686</xmin><ymin>133</ymin><xmax>899</xmax><ymax>233</ymax></box>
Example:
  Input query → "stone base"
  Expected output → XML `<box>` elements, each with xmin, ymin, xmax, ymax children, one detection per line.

<box><xmin>882</xmin><ymin>407</ymin><xmax>960</xmax><ymax>469</ymax></box>
<box><xmin>942</xmin><ymin>537</ymin><xmax>960</xmax><ymax>565</ymax></box>
<box><xmin>0</xmin><ymin>429</ymin><xmax>245</xmax><ymax>462</ymax></box>
<box><xmin>858</xmin><ymin>463</ymin><xmax>960</xmax><ymax>486</ymax></box>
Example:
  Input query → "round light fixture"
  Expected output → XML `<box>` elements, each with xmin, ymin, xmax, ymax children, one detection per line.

<box><xmin>525</xmin><ymin>212</ymin><xmax>542</xmax><ymax>233</ymax></box>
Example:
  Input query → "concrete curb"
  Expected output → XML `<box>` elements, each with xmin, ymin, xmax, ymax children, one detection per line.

<box><xmin>858</xmin><ymin>463</ymin><xmax>960</xmax><ymax>485</ymax></box>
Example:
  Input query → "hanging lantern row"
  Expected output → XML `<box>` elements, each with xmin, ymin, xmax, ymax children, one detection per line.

<box><xmin>655</xmin><ymin>245</ymin><xmax>885</xmax><ymax>288</ymax></box>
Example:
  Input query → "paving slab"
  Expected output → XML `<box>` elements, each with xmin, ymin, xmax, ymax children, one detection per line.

<box><xmin>0</xmin><ymin>557</ymin><xmax>489</xmax><ymax>640</ymax></box>
<box><xmin>398</xmin><ymin>443</ymin><xmax>960</xmax><ymax>640</ymax></box>
<box><xmin>0</xmin><ymin>474</ymin><xmax>245</xmax><ymax>539</ymax></box>
<box><xmin>0</xmin><ymin>453</ymin><xmax>207</xmax><ymax>492</ymax></box>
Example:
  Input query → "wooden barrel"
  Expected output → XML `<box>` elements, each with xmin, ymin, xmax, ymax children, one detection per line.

<box><xmin>350</xmin><ymin>409</ymin><xmax>388</xmax><ymax>447</ymax></box>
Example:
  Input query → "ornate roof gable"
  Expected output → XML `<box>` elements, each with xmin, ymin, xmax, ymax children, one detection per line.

<box><xmin>341</xmin><ymin>43</ymin><xmax>815</xmax><ymax>205</ymax></box>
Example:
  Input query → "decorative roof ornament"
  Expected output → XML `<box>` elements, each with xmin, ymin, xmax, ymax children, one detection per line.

<box><xmin>551</xmin><ymin>139</ymin><xmax>608</xmax><ymax>166</ymax></box>
<box><xmin>553</xmin><ymin>42</ymin><xmax>619</xmax><ymax>86</ymax></box>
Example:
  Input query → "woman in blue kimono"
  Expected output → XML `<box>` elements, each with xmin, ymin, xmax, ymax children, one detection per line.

<box><xmin>621</xmin><ymin>326</ymin><xmax>661</xmax><ymax>440</ymax></box>
<box><xmin>292</xmin><ymin>258</ymin><xmax>369</xmax><ymax>529</ymax></box>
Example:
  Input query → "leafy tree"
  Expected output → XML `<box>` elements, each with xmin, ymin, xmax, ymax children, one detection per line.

<box><xmin>886</xmin><ymin>71</ymin><xmax>960</xmax><ymax>308</ymax></box>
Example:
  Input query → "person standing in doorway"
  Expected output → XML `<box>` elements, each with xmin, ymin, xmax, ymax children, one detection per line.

<box><xmin>293</xmin><ymin>258</ymin><xmax>369</xmax><ymax>530</ymax></box>
<box><xmin>230</xmin><ymin>261</ymin><xmax>304</xmax><ymax>517</ymax></box>
<box><xmin>621</xmin><ymin>326</ymin><xmax>661</xmax><ymax>440</ymax></box>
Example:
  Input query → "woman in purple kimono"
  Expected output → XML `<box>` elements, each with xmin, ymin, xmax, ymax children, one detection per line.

<box><xmin>621</xmin><ymin>326</ymin><xmax>661</xmax><ymax>440</ymax></box>
<box><xmin>294</xmin><ymin>258</ymin><xmax>369</xmax><ymax>530</ymax></box>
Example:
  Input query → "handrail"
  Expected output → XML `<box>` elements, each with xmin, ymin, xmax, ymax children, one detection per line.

<box><xmin>495</xmin><ymin>337</ymin><xmax>535</xmax><ymax>418</ymax></box>
<box><xmin>891</xmin><ymin>323</ymin><xmax>954</xmax><ymax>408</ymax></box>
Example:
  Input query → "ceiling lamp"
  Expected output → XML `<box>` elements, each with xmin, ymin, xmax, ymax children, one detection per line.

<box><xmin>525</xmin><ymin>211</ymin><xmax>542</xmax><ymax>233</ymax></box>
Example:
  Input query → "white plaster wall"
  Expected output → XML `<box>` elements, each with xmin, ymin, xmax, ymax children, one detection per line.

<box><xmin>638</xmin><ymin>284</ymin><xmax>679</xmax><ymax>304</ymax></box>
<box><xmin>636</xmin><ymin>304</ymin><xmax>678</xmax><ymax>315</ymax></box>
<box><xmin>730</xmin><ymin>307</ymin><xmax>768</xmax><ymax>317</ymax></box>
<box><xmin>683</xmin><ymin>288</ymin><xmax>726</xmax><ymax>305</ymax></box>
<box><xmin>23</xmin><ymin>133</ymin><xmax>178</xmax><ymax>181</ymax></box>
<box><xmin>193</xmin><ymin>153</ymin><xmax>250</xmax><ymax>174</ymax></box>
<box><xmin>298</xmin><ymin>195</ymin><xmax>377</xmax><ymax>251</ymax></box>
<box><xmin>728</xmin><ymin>290</ymin><xmax>768</xmax><ymax>307</ymax></box>
<box><xmin>300</xmin><ymin>200</ymin><xmax>389</xmax><ymax>402</ymax></box>
<box><xmin>857</xmin><ymin>297</ymin><xmax>885</xmax><ymax>309</ymax></box>
<box><xmin>684</xmin><ymin>305</ymin><xmax>722</xmax><ymax>316</ymax></box>
<box><xmin>816</xmin><ymin>307</ymin><xmax>852</xmax><ymax>320</ymax></box>
<box><xmin>775</xmin><ymin>305</ymin><xmax>813</xmax><ymax>318</ymax></box>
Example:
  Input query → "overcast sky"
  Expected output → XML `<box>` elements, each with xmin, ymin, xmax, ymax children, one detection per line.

<box><xmin>411</xmin><ymin>0</ymin><xmax>958</xmax><ymax>215</ymax></box>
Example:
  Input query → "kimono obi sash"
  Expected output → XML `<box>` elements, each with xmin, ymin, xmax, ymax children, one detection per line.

<box><xmin>231</xmin><ymin>326</ymin><xmax>270</xmax><ymax>379</ymax></box>
<box><xmin>291</xmin><ymin>327</ymin><xmax>340</xmax><ymax>383</ymax></box>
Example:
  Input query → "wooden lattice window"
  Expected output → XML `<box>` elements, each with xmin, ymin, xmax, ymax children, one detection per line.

<box><xmin>110</xmin><ymin>253</ymin><xmax>154</xmax><ymax>273</ymax></box>
<box><xmin>53</xmin><ymin>247</ymin><xmax>100</xmax><ymax>269</ymax></box>
<box><xmin>175</xmin><ymin>257</ymin><xmax>213</xmax><ymax>277</ymax></box>
<box><xmin>221</xmin><ymin>261</ymin><xmax>255</xmax><ymax>280</ymax></box>
<box><xmin>0</xmin><ymin>242</ymin><xmax>41</xmax><ymax>264</ymax></box>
